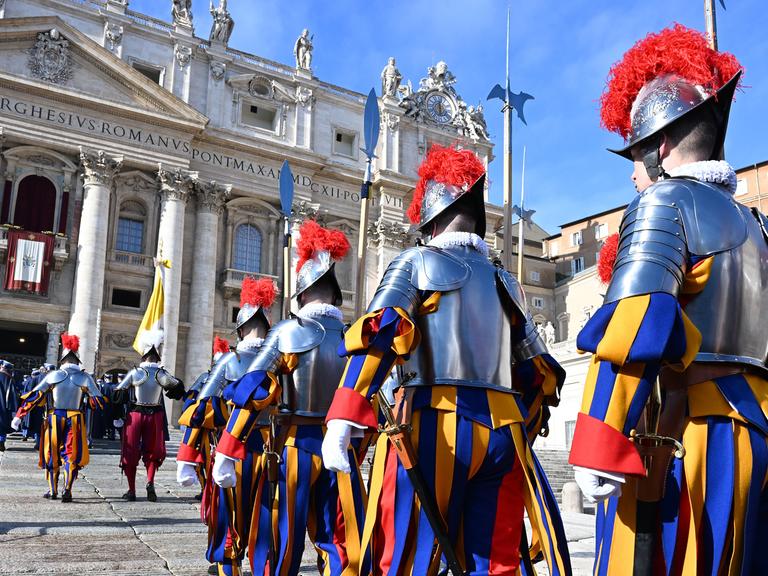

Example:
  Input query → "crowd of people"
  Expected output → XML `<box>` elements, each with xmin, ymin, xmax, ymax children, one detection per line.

<box><xmin>1</xmin><ymin>22</ymin><xmax>766</xmax><ymax>576</ymax></box>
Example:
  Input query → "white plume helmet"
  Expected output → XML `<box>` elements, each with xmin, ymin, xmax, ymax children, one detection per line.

<box><xmin>137</xmin><ymin>327</ymin><xmax>164</xmax><ymax>357</ymax></box>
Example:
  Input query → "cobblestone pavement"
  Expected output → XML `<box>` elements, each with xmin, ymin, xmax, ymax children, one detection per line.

<box><xmin>0</xmin><ymin>431</ymin><xmax>595</xmax><ymax>575</ymax></box>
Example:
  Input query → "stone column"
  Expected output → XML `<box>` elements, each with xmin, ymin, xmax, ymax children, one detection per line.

<box><xmin>69</xmin><ymin>149</ymin><xmax>123</xmax><ymax>372</ymax></box>
<box><xmin>156</xmin><ymin>166</ymin><xmax>195</xmax><ymax>379</ymax></box>
<box><xmin>183</xmin><ymin>180</ymin><xmax>230</xmax><ymax>385</ymax></box>
<box><xmin>45</xmin><ymin>322</ymin><xmax>65</xmax><ymax>365</ymax></box>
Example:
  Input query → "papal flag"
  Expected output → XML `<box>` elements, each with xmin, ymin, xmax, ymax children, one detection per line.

<box><xmin>132</xmin><ymin>258</ymin><xmax>170</xmax><ymax>355</ymax></box>
<box><xmin>4</xmin><ymin>230</ymin><xmax>54</xmax><ymax>295</ymax></box>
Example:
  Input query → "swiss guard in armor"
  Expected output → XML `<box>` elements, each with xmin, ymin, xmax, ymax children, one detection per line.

<box><xmin>213</xmin><ymin>221</ymin><xmax>368</xmax><ymax>576</ymax></box>
<box><xmin>321</xmin><ymin>145</ymin><xmax>571</xmax><ymax>576</ymax></box>
<box><xmin>569</xmin><ymin>25</ymin><xmax>768</xmax><ymax>575</ymax></box>
<box><xmin>115</xmin><ymin>329</ymin><xmax>184</xmax><ymax>502</ymax></box>
<box><xmin>177</xmin><ymin>278</ymin><xmax>275</xmax><ymax>576</ymax></box>
<box><xmin>179</xmin><ymin>335</ymin><xmax>231</xmax><ymax>499</ymax></box>
<box><xmin>13</xmin><ymin>334</ymin><xmax>105</xmax><ymax>502</ymax></box>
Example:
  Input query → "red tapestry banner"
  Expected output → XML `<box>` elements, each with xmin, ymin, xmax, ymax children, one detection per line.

<box><xmin>4</xmin><ymin>229</ymin><xmax>54</xmax><ymax>295</ymax></box>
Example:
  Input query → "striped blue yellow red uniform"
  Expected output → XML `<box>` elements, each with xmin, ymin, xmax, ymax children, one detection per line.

<box><xmin>217</xmin><ymin>362</ymin><xmax>369</xmax><ymax>576</ymax></box>
<box><xmin>569</xmin><ymin>256</ymin><xmax>768</xmax><ymax>575</ymax></box>
<box><xmin>325</xmin><ymin>303</ymin><xmax>571</xmax><ymax>576</ymax></box>
<box><xmin>17</xmin><ymin>390</ymin><xmax>104</xmax><ymax>495</ymax></box>
<box><xmin>179</xmin><ymin>386</ymin><xmax>263</xmax><ymax>576</ymax></box>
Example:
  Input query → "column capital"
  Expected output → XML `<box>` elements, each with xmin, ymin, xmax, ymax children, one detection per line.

<box><xmin>80</xmin><ymin>148</ymin><xmax>123</xmax><ymax>187</ymax></box>
<box><xmin>368</xmin><ymin>217</ymin><xmax>410</xmax><ymax>249</ymax></box>
<box><xmin>46</xmin><ymin>321</ymin><xmax>66</xmax><ymax>334</ymax></box>
<box><xmin>157</xmin><ymin>165</ymin><xmax>196</xmax><ymax>203</ymax></box>
<box><xmin>194</xmin><ymin>180</ymin><xmax>231</xmax><ymax>213</ymax></box>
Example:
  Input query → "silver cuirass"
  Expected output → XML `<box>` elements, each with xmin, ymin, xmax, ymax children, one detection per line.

<box><xmin>684</xmin><ymin>205</ymin><xmax>768</xmax><ymax>372</ymax></box>
<box><xmin>283</xmin><ymin>315</ymin><xmax>346</xmax><ymax>417</ymax></box>
<box><xmin>368</xmin><ymin>244</ymin><xmax>547</xmax><ymax>394</ymax></box>
<box><xmin>198</xmin><ymin>348</ymin><xmax>261</xmax><ymax>401</ymax></box>
<box><xmin>248</xmin><ymin>314</ymin><xmax>345</xmax><ymax>418</ymax></box>
<box><xmin>605</xmin><ymin>178</ymin><xmax>768</xmax><ymax>375</ymax></box>
<box><xmin>120</xmin><ymin>365</ymin><xmax>177</xmax><ymax>406</ymax></box>
<box><xmin>46</xmin><ymin>367</ymin><xmax>99</xmax><ymax>411</ymax></box>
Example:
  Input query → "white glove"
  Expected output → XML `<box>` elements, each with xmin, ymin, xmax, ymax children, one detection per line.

<box><xmin>574</xmin><ymin>466</ymin><xmax>625</xmax><ymax>503</ymax></box>
<box><xmin>213</xmin><ymin>452</ymin><xmax>237</xmax><ymax>488</ymax></box>
<box><xmin>11</xmin><ymin>416</ymin><xmax>22</xmax><ymax>431</ymax></box>
<box><xmin>113</xmin><ymin>419</ymin><xmax>124</xmax><ymax>429</ymax></box>
<box><xmin>176</xmin><ymin>461</ymin><xmax>198</xmax><ymax>487</ymax></box>
<box><xmin>322</xmin><ymin>420</ymin><xmax>354</xmax><ymax>474</ymax></box>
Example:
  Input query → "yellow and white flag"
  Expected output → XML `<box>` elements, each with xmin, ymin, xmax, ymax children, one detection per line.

<box><xmin>133</xmin><ymin>258</ymin><xmax>170</xmax><ymax>355</ymax></box>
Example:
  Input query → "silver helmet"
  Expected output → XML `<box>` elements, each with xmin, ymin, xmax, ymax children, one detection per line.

<box><xmin>609</xmin><ymin>72</ymin><xmax>740</xmax><ymax>161</ymax></box>
<box><xmin>294</xmin><ymin>250</ymin><xmax>342</xmax><ymax>306</ymax></box>
<box><xmin>235</xmin><ymin>276</ymin><xmax>276</xmax><ymax>332</ymax></box>
<box><xmin>293</xmin><ymin>221</ymin><xmax>349</xmax><ymax>306</ymax></box>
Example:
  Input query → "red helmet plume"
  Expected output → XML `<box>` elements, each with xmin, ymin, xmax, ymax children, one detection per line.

<box><xmin>407</xmin><ymin>144</ymin><xmax>486</xmax><ymax>225</ymax></box>
<box><xmin>295</xmin><ymin>220</ymin><xmax>350</xmax><ymax>273</ymax></box>
<box><xmin>240</xmin><ymin>276</ymin><xmax>277</xmax><ymax>309</ymax></box>
<box><xmin>61</xmin><ymin>332</ymin><xmax>80</xmax><ymax>353</ymax></box>
<box><xmin>212</xmin><ymin>336</ymin><xmax>230</xmax><ymax>356</ymax></box>
<box><xmin>600</xmin><ymin>23</ymin><xmax>742</xmax><ymax>138</ymax></box>
<box><xmin>597</xmin><ymin>233</ymin><xmax>619</xmax><ymax>285</ymax></box>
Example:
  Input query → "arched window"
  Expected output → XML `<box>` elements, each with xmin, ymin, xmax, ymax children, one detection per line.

<box><xmin>233</xmin><ymin>223</ymin><xmax>262</xmax><ymax>273</ymax></box>
<box><xmin>14</xmin><ymin>175</ymin><xmax>56</xmax><ymax>232</ymax></box>
<box><xmin>116</xmin><ymin>200</ymin><xmax>146</xmax><ymax>254</ymax></box>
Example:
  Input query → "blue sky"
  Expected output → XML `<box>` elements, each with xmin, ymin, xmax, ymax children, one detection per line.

<box><xmin>131</xmin><ymin>0</ymin><xmax>767</xmax><ymax>234</ymax></box>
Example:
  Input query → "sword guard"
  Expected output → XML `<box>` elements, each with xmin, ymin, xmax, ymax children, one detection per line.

<box><xmin>630</xmin><ymin>429</ymin><xmax>685</xmax><ymax>459</ymax></box>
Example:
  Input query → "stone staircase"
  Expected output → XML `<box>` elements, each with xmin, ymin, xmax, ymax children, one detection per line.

<box><xmin>535</xmin><ymin>449</ymin><xmax>575</xmax><ymax>502</ymax></box>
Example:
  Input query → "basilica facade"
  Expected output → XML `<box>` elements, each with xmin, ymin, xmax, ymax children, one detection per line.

<box><xmin>0</xmin><ymin>0</ymin><xmax>509</xmax><ymax>417</ymax></box>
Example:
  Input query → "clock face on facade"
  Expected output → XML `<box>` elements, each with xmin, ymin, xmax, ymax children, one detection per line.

<box><xmin>425</xmin><ymin>92</ymin><xmax>454</xmax><ymax>124</ymax></box>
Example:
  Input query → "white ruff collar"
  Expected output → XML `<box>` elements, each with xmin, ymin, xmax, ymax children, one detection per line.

<box><xmin>296</xmin><ymin>302</ymin><xmax>344</xmax><ymax>322</ymax></box>
<box><xmin>668</xmin><ymin>160</ymin><xmax>737</xmax><ymax>194</ymax></box>
<box><xmin>428</xmin><ymin>231</ymin><xmax>489</xmax><ymax>257</ymax></box>
<box><xmin>140</xmin><ymin>361</ymin><xmax>160</xmax><ymax>368</ymax></box>
<box><xmin>237</xmin><ymin>338</ymin><xmax>264</xmax><ymax>352</ymax></box>
<box><xmin>60</xmin><ymin>363</ymin><xmax>82</xmax><ymax>371</ymax></box>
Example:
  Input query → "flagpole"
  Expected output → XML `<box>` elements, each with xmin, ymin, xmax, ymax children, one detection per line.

<box><xmin>517</xmin><ymin>146</ymin><xmax>526</xmax><ymax>282</ymax></box>
<box><xmin>502</xmin><ymin>8</ymin><xmax>514</xmax><ymax>270</ymax></box>
<box><xmin>704</xmin><ymin>0</ymin><xmax>718</xmax><ymax>50</ymax></box>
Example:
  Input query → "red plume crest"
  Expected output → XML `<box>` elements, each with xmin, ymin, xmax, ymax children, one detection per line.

<box><xmin>295</xmin><ymin>220</ymin><xmax>350</xmax><ymax>273</ymax></box>
<box><xmin>408</xmin><ymin>144</ymin><xmax>486</xmax><ymax>224</ymax></box>
<box><xmin>240</xmin><ymin>276</ymin><xmax>277</xmax><ymax>309</ymax></box>
<box><xmin>600</xmin><ymin>23</ymin><xmax>742</xmax><ymax>138</ymax></box>
<box><xmin>212</xmin><ymin>336</ymin><xmax>230</xmax><ymax>355</ymax></box>
<box><xmin>61</xmin><ymin>332</ymin><xmax>80</xmax><ymax>353</ymax></box>
<box><xmin>598</xmin><ymin>234</ymin><xmax>620</xmax><ymax>285</ymax></box>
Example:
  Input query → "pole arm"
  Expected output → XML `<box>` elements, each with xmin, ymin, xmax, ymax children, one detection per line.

<box><xmin>354</xmin><ymin>158</ymin><xmax>373</xmax><ymax>318</ymax></box>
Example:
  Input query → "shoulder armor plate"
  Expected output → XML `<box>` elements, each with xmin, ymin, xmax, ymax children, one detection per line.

<box><xmin>131</xmin><ymin>367</ymin><xmax>149</xmax><ymax>386</ymax></box>
<box><xmin>409</xmin><ymin>246</ymin><xmax>471</xmax><ymax>291</ymax></box>
<box><xmin>496</xmin><ymin>267</ymin><xmax>526</xmax><ymax>316</ymax></box>
<box><xmin>646</xmin><ymin>178</ymin><xmax>747</xmax><ymax>255</ymax></box>
<box><xmin>47</xmin><ymin>369</ymin><xmax>68</xmax><ymax>385</ymax></box>
<box><xmin>272</xmin><ymin>317</ymin><xmax>326</xmax><ymax>354</ymax></box>
<box><xmin>367</xmin><ymin>246</ymin><xmax>471</xmax><ymax>315</ymax></box>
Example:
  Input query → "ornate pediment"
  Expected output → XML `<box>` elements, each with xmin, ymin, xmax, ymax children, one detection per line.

<box><xmin>228</xmin><ymin>73</ymin><xmax>299</xmax><ymax>104</ymax></box>
<box><xmin>0</xmin><ymin>16</ymin><xmax>207</xmax><ymax>127</ymax></box>
<box><xmin>397</xmin><ymin>61</ymin><xmax>489</xmax><ymax>142</ymax></box>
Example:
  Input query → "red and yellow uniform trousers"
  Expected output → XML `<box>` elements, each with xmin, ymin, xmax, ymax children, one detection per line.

<box><xmin>218</xmin><ymin>368</ymin><xmax>370</xmax><ymax>576</ymax></box>
<box><xmin>570</xmin><ymin>287</ymin><xmax>768</xmax><ymax>575</ymax></box>
<box><xmin>120</xmin><ymin>406</ymin><xmax>167</xmax><ymax>491</ymax></box>
<box><xmin>16</xmin><ymin>389</ymin><xmax>104</xmax><ymax>495</ymax></box>
<box><xmin>179</xmin><ymin>395</ymin><xmax>264</xmax><ymax>576</ymax></box>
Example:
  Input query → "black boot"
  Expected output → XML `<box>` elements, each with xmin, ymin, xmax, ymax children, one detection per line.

<box><xmin>122</xmin><ymin>490</ymin><xmax>136</xmax><ymax>502</ymax></box>
<box><xmin>61</xmin><ymin>490</ymin><xmax>72</xmax><ymax>503</ymax></box>
<box><xmin>146</xmin><ymin>483</ymin><xmax>157</xmax><ymax>502</ymax></box>
<box><xmin>43</xmin><ymin>491</ymin><xmax>58</xmax><ymax>499</ymax></box>
<box><xmin>0</xmin><ymin>440</ymin><xmax>5</xmax><ymax>451</ymax></box>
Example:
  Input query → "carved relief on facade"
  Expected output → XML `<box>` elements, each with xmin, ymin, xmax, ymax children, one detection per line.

<box><xmin>104</xmin><ymin>23</ymin><xmax>123</xmax><ymax>52</ymax></box>
<box><xmin>28</xmin><ymin>29</ymin><xmax>73</xmax><ymax>85</ymax></box>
